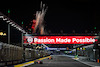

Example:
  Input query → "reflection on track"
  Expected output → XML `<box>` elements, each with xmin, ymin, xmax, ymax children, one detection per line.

<box><xmin>28</xmin><ymin>55</ymin><xmax>91</xmax><ymax>67</ymax></box>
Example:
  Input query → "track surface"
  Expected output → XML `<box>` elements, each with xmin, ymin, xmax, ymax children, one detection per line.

<box><xmin>28</xmin><ymin>55</ymin><xmax>91</xmax><ymax>67</ymax></box>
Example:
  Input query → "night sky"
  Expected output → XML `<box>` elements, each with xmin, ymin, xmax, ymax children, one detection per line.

<box><xmin>0</xmin><ymin>0</ymin><xmax>100</xmax><ymax>34</ymax></box>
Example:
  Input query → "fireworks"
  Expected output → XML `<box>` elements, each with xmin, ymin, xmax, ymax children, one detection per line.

<box><xmin>33</xmin><ymin>1</ymin><xmax>48</xmax><ymax>34</ymax></box>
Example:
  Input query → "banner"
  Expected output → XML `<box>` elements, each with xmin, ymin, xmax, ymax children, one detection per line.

<box><xmin>23</xmin><ymin>36</ymin><xmax>97</xmax><ymax>44</ymax></box>
<box><xmin>46</xmin><ymin>48</ymin><xmax>67</xmax><ymax>50</ymax></box>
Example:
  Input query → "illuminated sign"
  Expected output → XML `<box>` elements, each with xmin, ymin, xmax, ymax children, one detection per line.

<box><xmin>47</xmin><ymin>48</ymin><xmax>67</xmax><ymax>50</ymax></box>
<box><xmin>64</xmin><ymin>51</ymin><xmax>72</xmax><ymax>53</ymax></box>
<box><xmin>23</xmin><ymin>36</ymin><xmax>97</xmax><ymax>44</ymax></box>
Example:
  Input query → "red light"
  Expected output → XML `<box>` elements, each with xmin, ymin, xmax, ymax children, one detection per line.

<box><xmin>32</xmin><ymin>26</ymin><xmax>34</xmax><ymax>29</ymax></box>
<box><xmin>33</xmin><ymin>20</ymin><xmax>36</xmax><ymax>23</ymax></box>
<box><xmin>31</xmin><ymin>19</ymin><xmax>36</xmax><ymax>33</ymax></box>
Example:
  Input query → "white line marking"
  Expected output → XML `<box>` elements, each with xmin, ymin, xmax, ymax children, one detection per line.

<box><xmin>94</xmin><ymin>66</ymin><xmax>100</xmax><ymax>67</ymax></box>
<box><xmin>76</xmin><ymin>59</ymin><xmax>95</xmax><ymax>67</ymax></box>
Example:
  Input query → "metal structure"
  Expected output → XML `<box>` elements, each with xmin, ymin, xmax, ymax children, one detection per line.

<box><xmin>0</xmin><ymin>12</ymin><xmax>27</xmax><ymax>34</ymax></box>
<box><xmin>0</xmin><ymin>12</ymin><xmax>27</xmax><ymax>47</ymax></box>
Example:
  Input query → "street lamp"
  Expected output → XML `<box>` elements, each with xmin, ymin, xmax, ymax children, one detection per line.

<box><xmin>0</xmin><ymin>32</ymin><xmax>7</xmax><ymax>36</ymax></box>
<box><xmin>0</xmin><ymin>32</ymin><xmax>3</xmax><ymax>36</ymax></box>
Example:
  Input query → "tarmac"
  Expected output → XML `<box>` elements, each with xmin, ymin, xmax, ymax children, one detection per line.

<box><xmin>28</xmin><ymin>55</ymin><xmax>96</xmax><ymax>67</ymax></box>
<box><xmin>14</xmin><ymin>55</ymin><xmax>100</xmax><ymax>67</ymax></box>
